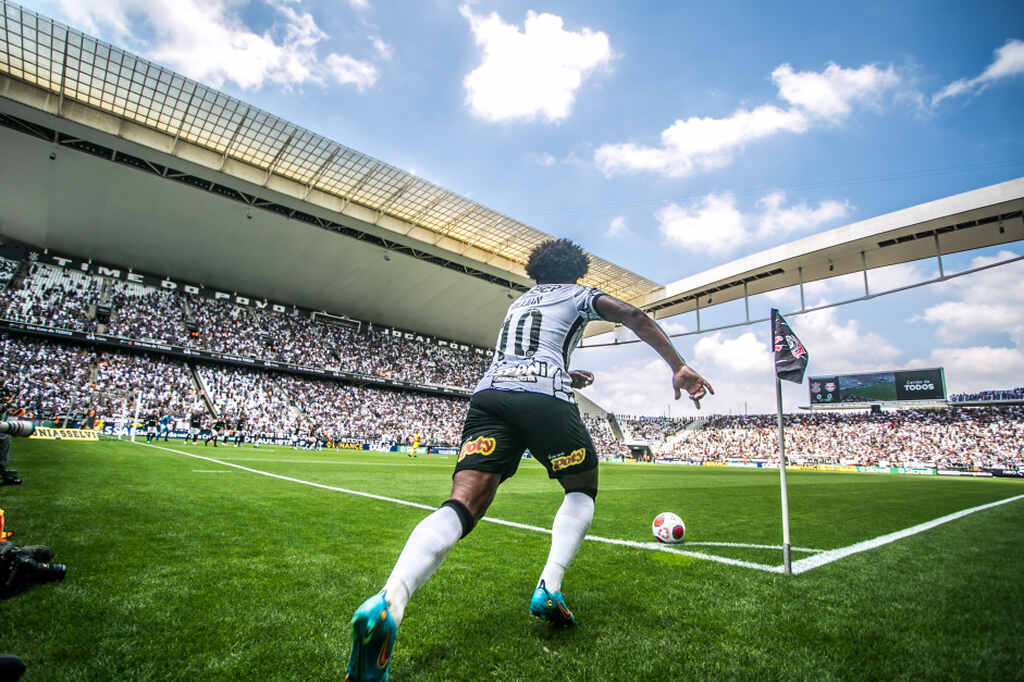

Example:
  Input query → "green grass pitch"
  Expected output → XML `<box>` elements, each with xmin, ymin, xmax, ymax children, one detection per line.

<box><xmin>3</xmin><ymin>439</ymin><xmax>1023</xmax><ymax>680</ymax></box>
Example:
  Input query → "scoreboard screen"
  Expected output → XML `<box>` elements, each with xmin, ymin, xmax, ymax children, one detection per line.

<box><xmin>809</xmin><ymin>368</ymin><xmax>946</xmax><ymax>404</ymax></box>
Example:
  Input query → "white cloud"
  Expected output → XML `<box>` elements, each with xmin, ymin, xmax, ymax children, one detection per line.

<box><xmin>325</xmin><ymin>54</ymin><xmax>379</xmax><ymax>91</ymax></box>
<box><xmin>933</xmin><ymin>39</ymin><xmax>1024</xmax><ymax>105</ymax></box>
<box><xmin>348</xmin><ymin>0</ymin><xmax>370</xmax><ymax>9</ymax></box>
<box><xmin>658</xmin><ymin>193</ymin><xmax>747</xmax><ymax>254</ymax></box>
<box><xmin>909</xmin><ymin>346</ymin><xmax>1024</xmax><ymax>394</ymax></box>
<box><xmin>914</xmin><ymin>250</ymin><xmax>1024</xmax><ymax>346</ymax></box>
<box><xmin>606</xmin><ymin>216</ymin><xmax>630</xmax><ymax>238</ymax></box>
<box><xmin>755</xmin><ymin>191</ymin><xmax>849</xmax><ymax>239</ymax></box>
<box><xmin>369</xmin><ymin>35</ymin><xmax>393</xmax><ymax>61</ymax></box>
<box><xmin>694</xmin><ymin>331</ymin><xmax>771</xmax><ymax>374</ymax></box>
<box><xmin>595</xmin><ymin>61</ymin><xmax>901</xmax><ymax>178</ymax></box>
<box><xmin>658</xmin><ymin>191</ymin><xmax>847</xmax><ymax>254</ymax></box>
<box><xmin>772</xmin><ymin>62</ymin><xmax>899</xmax><ymax>119</ymax></box>
<box><xmin>56</xmin><ymin>0</ymin><xmax>378</xmax><ymax>91</ymax></box>
<box><xmin>459</xmin><ymin>5</ymin><xmax>612</xmax><ymax>123</ymax></box>
<box><xmin>906</xmin><ymin>251</ymin><xmax>1024</xmax><ymax>394</ymax></box>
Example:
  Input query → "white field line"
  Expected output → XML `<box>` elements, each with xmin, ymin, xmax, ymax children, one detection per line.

<box><xmin>192</xmin><ymin>469</ymin><xmax>232</xmax><ymax>473</ymax></box>
<box><xmin>684</xmin><ymin>541</ymin><xmax>825</xmax><ymax>553</ymax></box>
<box><xmin>789</xmin><ymin>493</ymin><xmax>1024</xmax><ymax>575</ymax></box>
<box><xmin>135</xmin><ymin>443</ymin><xmax>1023</xmax><ymax>576</ymax></box>
<box><xmin>137</xmin><ymin>442</ymin><xmax>784</xmax><ymax>573</ymax></box>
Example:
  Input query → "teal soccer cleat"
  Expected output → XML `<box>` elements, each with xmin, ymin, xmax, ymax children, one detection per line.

<box><xmin>345</xmin><ymin>591</ymin><xmax>397</xmax><ymax>682</ymax></box>
<box><xmin>530</xmin><ymin>580</ymin><xmax>576</xmax><ymax>628</ymax></box>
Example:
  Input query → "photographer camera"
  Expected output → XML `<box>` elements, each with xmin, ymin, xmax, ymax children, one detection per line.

<box><xmin>0</xmin><ymin>542</ymin><xmax>66</xmax><ymax>681</ymax></box>
<box><xmin>0</xmin><ymin>416</ymin><xmax>34</xmax><ymax>486</ymax></box>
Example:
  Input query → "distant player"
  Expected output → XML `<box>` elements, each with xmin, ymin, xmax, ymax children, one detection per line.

<box><xmin>188</xmin><ymin>412</ymin><xmax>202</xmax><ymax>444</ymax></box>
<box><xmin>144</xmin><ymin>414</ymin><xmax>159</xmax><ymax>443</ymax></box>
<box><xmin>233</xmin><ymin>416</ymin><xmax>246</xmax><ymax>447</ymax></box>
<box><xmin>159</xmin><ymin>413</ymin><xmax>173</xmax><ymax>442</ymax></box>
<box><xmin>344</xmin><ymin>239</ymin><xmax>713</xmax><ymax>681</ymax></box>
<box><xmin>205</xmin><ymin>415</ymin><xmax>226</xmax><ymax>447</ymax></box>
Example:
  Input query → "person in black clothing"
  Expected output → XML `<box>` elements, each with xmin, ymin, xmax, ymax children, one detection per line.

<box><xmin>233</xmin><ymin>417</ymin><xmax>246</xmax><ymax>447</ymax></box>
<box><xmin>144</xmin><ymin>414</ymin><xmax>159</xmax><ymax>443</ymax></box>
<box><xmin>205</xmin><ymin>416</ymin><xmax>225</xmax><ymax>447</ymax></box>
<box><xmin>188</xmin><ymin>413</ymin><xmax>202</xmax><ymax>444</ymax></box>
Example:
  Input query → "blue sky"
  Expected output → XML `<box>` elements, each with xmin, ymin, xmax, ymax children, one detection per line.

<box><xmin>27</xmin><ymin>0</ymin><xmax>1024</xmax><ymax>415</ymax></box>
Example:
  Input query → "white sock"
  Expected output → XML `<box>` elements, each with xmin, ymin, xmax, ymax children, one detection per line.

<box><xmin>383</xmin><ymin>505</ymin><xmax>463</xmax><ymax>626</ymax></box>
<box><xmin>539</xmin><ymin>492</ymin><xmax>594</xmax><ymax>593</ymax></box>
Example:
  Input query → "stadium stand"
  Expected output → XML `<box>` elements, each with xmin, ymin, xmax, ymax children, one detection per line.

<box><xmin>662</xmin><ymin>409</ymin><xmax>1024</xmax><ymax>470</ymax></box>
<box><xmin>3</xmin><ymin>262</ymin><xmax>100</xmax><ymax>332</ymax></box>
<box><xmin>617</xmin><ymin>415</ymin><xmax>692</xmax><ymax>444</ymax></box>
<box><xmin>2</xmin><ymin>260</ymin><xmax>489</xmax><ymax>388</ymax></box>
<box><xmin>950</xmin><ymin>387</ymin><xmax>1024</xmax><ymax>402</ymax></box>
<box><xmin>583</xmin><ymin>415</ymin><xmax>629</xmax><ymax>458</ymax></box>
<box><xmin>0</xmin><ymin>256</ymin><xmax>18</xmax><ymax>287</ymax></box>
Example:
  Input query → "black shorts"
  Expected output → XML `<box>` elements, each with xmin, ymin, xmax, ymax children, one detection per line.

<box><xmin>455</xmin><ymin>389</ymin><xmax>597</xmax><ymax>482</ymax></box>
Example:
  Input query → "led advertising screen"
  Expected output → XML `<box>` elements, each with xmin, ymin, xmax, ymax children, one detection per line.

<box><xmin>809</xmin><ymin>368</ymin><xmax>945</xmax><ymax>404</ymax></box>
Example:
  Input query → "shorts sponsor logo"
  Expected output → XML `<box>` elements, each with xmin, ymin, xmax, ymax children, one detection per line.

<box><xmin>550</xmin><ymin>447</ymin><xmax>586</xmax><ymax>472</ymax></box>
<box><xmin>458</xmin><ymin>436</ymin><xmax>496</xmax><ymax>462</ymax></box>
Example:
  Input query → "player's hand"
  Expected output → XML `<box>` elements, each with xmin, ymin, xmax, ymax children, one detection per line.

<box><xmin>569</xmin><ymin>370</ymin><xmax>595</xmax><ymax>389</ymax></box>
<box><xmin>673</xmin><ymin>365</ymin><xmax>714</xmax><ymax>409</ymax></box>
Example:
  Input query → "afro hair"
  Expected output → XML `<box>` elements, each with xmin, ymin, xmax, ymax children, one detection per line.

<box><xmin>524</xmin><ymin>238</ymin><xmax>590</xmax><ymax>284</ymax></box>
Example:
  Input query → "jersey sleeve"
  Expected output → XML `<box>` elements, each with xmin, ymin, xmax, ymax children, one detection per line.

<box><xmin>573</xmin><ymin>285</ymin><xmax>607</xmax><ymax>321</ymax></box>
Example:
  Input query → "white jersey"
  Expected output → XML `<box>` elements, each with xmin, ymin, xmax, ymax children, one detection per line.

<box><xmin>475</xmin><ymin>283</ymin><xmax>606</xmax><ymax>403</ymax></box>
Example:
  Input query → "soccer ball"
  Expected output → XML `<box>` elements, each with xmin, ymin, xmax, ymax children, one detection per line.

<box><xmin>651</xmin><ymin>512</ymin><xmax>686</xmax><ymax>544</ymax></box>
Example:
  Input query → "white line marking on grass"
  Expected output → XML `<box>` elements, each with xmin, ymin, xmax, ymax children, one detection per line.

<box><xmin>789</xmin><ymin>493</ymin><xmax>1024</xmax><ymax>575</ymax></box>
<box><xmin>684</xmin><ymin>541</ymin><xmax>825</xmax><ymax>553</ymax></box>
<box><xmin>135</xmin><ymin>442</ymin><xmax>785</xmax><ymax>573</ymax></box>
<box><xmin>134</xmin><ymin>443</ymin><xmax>1024</xmax><ymax>576</ymax></box>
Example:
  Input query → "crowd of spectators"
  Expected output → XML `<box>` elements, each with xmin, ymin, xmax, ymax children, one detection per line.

<box><xmin>0</xmin><ymin>333</ymin><xmax>96</xmax><ymax>417</ymax></box>
<box><xmin>279</xmin><ymin>374</ymin><xmax>468</xmax><ymax>446</ymax></box>
<box><xmin>3</xmin><ymin>261</ymin><xmax>489</xmax><ymax>389</ymax></box>
<box><xmin>584</xmin><ymin>415</ymin><xmax>628</xmax><ymax>457</ymax></box>
<box><xmin>662</xmin><ymin>408</ymin><xmax>1024</xmax><ymax>470</ymax></box>
<box><xmin>91</xmin><ymin>350</ymin><xmax>200</xmax><ymax>418</ymax></box>
<box><xmin>0</xmin><ymin>256</ymin><xmax>19</xmax><ymax>286</ymax></box>
<box><xmin>105</xmin><ymin>282</ymin><xmax>188</xmax><ymax>343</ymax></box>
<box><xmin>950</xmin><ymin>387</ymin><xmax>1024</xmax><ymax>402</ymax></box>
<box><xmin>2</xmin><ymin>263</ymin><xmax>99</xmax><ymax>332</ymax></box>
<box><xmin>0</xmin><ymin>333</ymin><xmax>201</xmax><ymax>421</ymax></box>
<box><xmin>617</xmin><ymin>415</ymin><xmax>691</xmax><ymax>444</ymax></box>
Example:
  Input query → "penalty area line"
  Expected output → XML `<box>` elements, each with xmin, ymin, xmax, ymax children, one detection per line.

<box><xmin>134</xmin><ymin>442</ymin><xmax>785</xmax><ymax>574</ymax></box>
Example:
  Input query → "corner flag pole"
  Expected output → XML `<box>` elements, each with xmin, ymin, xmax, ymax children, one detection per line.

<box><xmin>775</xmin><ymin>375</ymin><xmax>792</xmax><ymax>575</ymax></box>
<box><xmin>770</xmin><ymin>308</ymin><xmax>807</xmax><ymax>577</ymax></box>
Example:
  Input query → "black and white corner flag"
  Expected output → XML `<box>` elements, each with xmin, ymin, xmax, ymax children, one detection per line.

<box><xmin>771</xmin><ymin>308</ymin><xmax>809</xmax><ymax>384</ymax></box>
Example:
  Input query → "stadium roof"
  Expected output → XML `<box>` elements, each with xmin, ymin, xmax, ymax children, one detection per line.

<box><xmin>0</xmin><ymin>1</ymin><xmax>659</xmax><ymax>346</ymax></box>
<box><xmin>583</xmin><ymin>177</ymin><xmax>1024</xmax><ymax>340</ymax></box>
<box><xmin>1</xmin><ymin>2</ymin><xmax>1021</xmax><ymax>349</ymax></box>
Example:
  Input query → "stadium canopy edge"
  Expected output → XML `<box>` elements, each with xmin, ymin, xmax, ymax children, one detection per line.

<box><xmin>582</xmin><ymin>177</ymin><xmax>1024</xmax><ymax>339</ymax></box>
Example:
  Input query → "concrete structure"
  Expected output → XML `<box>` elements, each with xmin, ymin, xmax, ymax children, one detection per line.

<box><xmin>1</xmin><ymin>1</ymin><xmax>1021</xmax><ymax>350</ymax></box>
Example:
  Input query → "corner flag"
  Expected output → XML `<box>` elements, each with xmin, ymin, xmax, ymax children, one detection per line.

<box><xmin>772</xmin><ymin>308</ymin><xmax>809</xmax><ymax>384</ymax></box>
<box><xmin>769</xmin><ymin>308</ymin><xmax>809</xmax><ymax>575</ymax></box>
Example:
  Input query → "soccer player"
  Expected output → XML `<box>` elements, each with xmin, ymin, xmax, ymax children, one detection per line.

<box><xmin>344</xmin><ymin>239</ymin><xmax>713</xmax><ymax>681</ymax></box>
<box><xmin>233</xmin><ymin>416</ymin><xmax>246</xmax><ymax>447</ymax></box>
<box><xmin>159</xmin><ymin>413</ymin><xmax>173</xmax><ymax>442</ymax></box>
<box><xmin>205</xmin><ymin>415</ymin><xmax>225</xmax><ymax>447</ymax></box>
<box><xmin>144</xmin><ymin>414</ymin><xmax>159</xmax><ymax>444</ymax></box>
<box><xmin>188</xmin><ymin>412</ymin><xmax>202</xmax><ymax>444</ymax></box>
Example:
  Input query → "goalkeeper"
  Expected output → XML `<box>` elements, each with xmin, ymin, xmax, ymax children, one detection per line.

<box><xmin>344</xmin><ymin>239</ymin><xmax>713</xmax><ymax>681</ymax></box>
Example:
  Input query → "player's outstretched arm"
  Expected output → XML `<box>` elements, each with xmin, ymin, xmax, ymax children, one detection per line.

<box><xmin>594</xmin><ymin>295</ymin><xmax>714</xmax><ymax>408</ymax></box>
